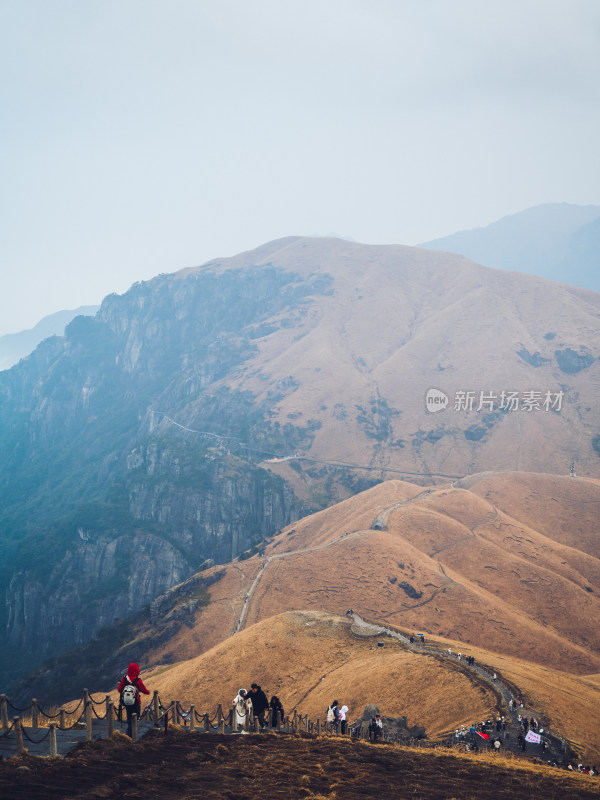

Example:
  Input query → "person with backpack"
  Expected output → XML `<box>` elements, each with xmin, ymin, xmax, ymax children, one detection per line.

<box><xmin>117</xmin><ymin>662</ymin><xmax>150</xmax><ymax>738</ymax></box>
<box><xmin>326</xmin><ymin>700</ymin><xmax>340</xmax><ymax>733</ymax></box>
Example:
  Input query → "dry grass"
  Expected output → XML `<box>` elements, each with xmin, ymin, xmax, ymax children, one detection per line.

<box><xmin>151</xmin><ymin>473</ymin><xmax>600</xmax><ymax>675</ymax></box>
<box><xmin>141</xmin><ymin>611</ymin><xmax>497</xmax><ymax>738</ymax></box>
<box><xmin>2</xmin><ymin>729</ymin><xmax>598</xmax><ymax>800</ymax></box>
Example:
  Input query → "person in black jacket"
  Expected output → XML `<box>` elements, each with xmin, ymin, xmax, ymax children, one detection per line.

<box><xmin>250</xmin><ymin>683</ymin><xmax>269</xmax><ymax>730</ymax></box>
<box><xmin>269</xmin><ymin>695</ymin><xmax>285</xmax><ymax>728</ymax></box>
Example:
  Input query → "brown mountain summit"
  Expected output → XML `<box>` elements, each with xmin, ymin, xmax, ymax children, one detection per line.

<box><xmin>177</xmin><ymin>236</ymin><xmax>600</xmax><ymax>479</ymax></box>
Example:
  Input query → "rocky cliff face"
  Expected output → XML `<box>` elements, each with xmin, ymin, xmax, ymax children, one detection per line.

<box><xmin>6</xmin><ymin>530</ymin><xmax>189</xmax><ymax>653</ymax></box>
<box><xmin>0</xmin><ymin>265</ymin><xmax>315</xmax><ymax>689</ymax></box>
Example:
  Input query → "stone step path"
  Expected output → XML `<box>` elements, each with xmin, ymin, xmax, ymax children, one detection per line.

<box><xmin>350</xmin><ymin>614</ymin><xmax>570</xmax><ymax>763</ymax></box>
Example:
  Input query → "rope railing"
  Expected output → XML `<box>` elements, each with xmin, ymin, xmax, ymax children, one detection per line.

<box><xmin>60</xmin><ymin>698</ymin><xmax>84</xmax><ymax>718</ymax></box>
<box><xmin>0</xmin><ymin>719</ymin><xmax>17</xmax><ymax>738</ymax></box>
<box><xmin>37</xmin><ymin>705</ymin><xmax>64</xmax><ymax>720</ymax></box>
<box><xmin>0</xmin><ymin>685</ymin><xmax>578</xmax><ymax>766</ymax></box>
<box><xmin>21</xmin><ymin>725</ymin><xmax>53</xmax><ymax>745</ymax></box>
<box><xmin>91</xmin><ymin>703</ymin><xmax>107</xmax><ymax>720</ymax></box>
<box><xmin>88</xmin><ymin>693</ymin><xmax>108</xmax><ymax>705</ymax></box>
<box><xmin>6</xmin><ymin>699</ymin><xmax>32</xmax><ymax>714</ymax></box>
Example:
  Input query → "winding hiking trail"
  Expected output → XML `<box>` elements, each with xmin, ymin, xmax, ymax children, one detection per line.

<box><xmin>235</xmin><ymin>528</ymin><xmax>358</xmax><ymax>633</ymax></box>
<box><xmin>236</xmin><ymin>487</ymin><xmax>441</xmax><ymax>633</ymax></box>
<box><xmin>348</xmin><ymin>613</ymin><xmax>569</xmax><ymax>760</ymax></box>
<box><xmin>232</xmin><ymin>488</ymin><xmax>571</xmax><ymax>762</ymax></box>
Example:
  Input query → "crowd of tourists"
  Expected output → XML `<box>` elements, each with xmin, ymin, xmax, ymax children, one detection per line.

<box><xmin>116</xmin><ymin>661</ymin><xmax>598</xmax><ymax>776</ymax></box>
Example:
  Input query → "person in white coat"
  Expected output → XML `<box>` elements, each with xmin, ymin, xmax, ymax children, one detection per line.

<box><xmin>339</xmin><ymin>705</ymin><xmax>349</xmax><ymax>735</ymax></box>
<box><xmin>233</xmin><ymin>689</ymin><xmax>251</xmax><ymax>733</ymax></box>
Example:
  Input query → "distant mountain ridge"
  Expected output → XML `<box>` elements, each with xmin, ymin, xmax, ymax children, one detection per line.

<box><xmin>420</xmin><ymin>202</ymin><xmax>600</xmax><ymax>292</ymax></box>
<box><xmin>0</xmin><ymin>306</ymin><xmax>100</xmax><ymax>371</ymax></box>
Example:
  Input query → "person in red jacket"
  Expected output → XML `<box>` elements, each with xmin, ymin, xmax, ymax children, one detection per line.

<box><xmin>117</xmin><ymin>662</ymin><xmax>150</xmax><ymax>737</ymax></box>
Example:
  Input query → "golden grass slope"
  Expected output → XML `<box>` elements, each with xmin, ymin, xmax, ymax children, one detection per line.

<box><xmin>135</xmin><ymin>471</ymin><xmax>600</xmax><ymax>761</ymax></box>
<box><xmin>137</xmin><ymin>610</ymin><xmax>600</xmax><ymax>765</ymax></box>
<box><xmin>151</xmin><ymin>472</ymin><xmax>600</xmax><ymax>676</ymax></box>
<box><xmin>145</xmin><ymin>611</ymin><xmax>497</xmax><ymax>739</ymax></box>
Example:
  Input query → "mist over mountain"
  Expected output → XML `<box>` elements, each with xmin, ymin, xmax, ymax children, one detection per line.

<box><xmin>420</xmin><ymin>203</ymin><xmax>600</xmax><ymax>292</ymax></box>
<box><xmin>1</xmin><ymin>236</ymin><xmax>599</xmax><ymax>692</ymax></box>
<box><xmin>0</xmin><ymin>306</ymin><xmax>100</xmax><ymax>371</ymax></box>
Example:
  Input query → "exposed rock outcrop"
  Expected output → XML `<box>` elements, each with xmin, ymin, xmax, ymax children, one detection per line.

<box><xmin>355</xmin><ymin>704</ymin><xmax>426</xmax><ymax>740</ymax></box>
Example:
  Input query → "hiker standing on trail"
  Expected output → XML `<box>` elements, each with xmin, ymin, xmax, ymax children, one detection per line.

<box><xmin>250</xmin><ymin>684</ymin><xmax>269</xmax><ymax>730</ymax></box>
<box><xmin>117</xmin><ymin>662</ymin><xmax>150</xmax><ymax>738</ymax></box>
<box><xmin>327</xmin><ymin>700</ymin><xmax>340</xmax><ymax>733</ymax></box>
<box><xmin>233</xmin><ymin>689</ymin><xmax>251</xmax><ymax>733</ymax></box>
<box><xmin>269</xmin><ymin>695</ymin><xmax>285</xmax><ymax>728</ymax></box>
<box><xmin>368</xmin><ymin>715</ymin><xmax>383</xmax><ymax>742</ymax></box>
<box><xmin>339</xmin><ymin>705</ymin><xmax>349</xmax><ymax>734</ymax></box>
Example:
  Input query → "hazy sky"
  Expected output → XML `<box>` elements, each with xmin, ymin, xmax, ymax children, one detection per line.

<box><xmin>1</xmin><ymin>0</ymin><xmax>599</xmax><ymax>335</ymax></box>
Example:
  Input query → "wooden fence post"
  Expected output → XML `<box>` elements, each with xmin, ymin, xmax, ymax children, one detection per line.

<box><xmin>220</xmin><ymin>717</ymin><xmax>225</xmax><ymax>734</ymax></box>
<box><xmin>31</xmin><ymin>698</ymin><xmax>39</xmax><ymax>731</ymax></box>
<box><xmin>105</xmin><ymin>695</ymin><xmax>111</xmax><ymax>720</ymax></box>
<box><xmin>189</xmin><ymin>705</ymin><xmax>196</xmax><ymax>731</ymax></box>
<box><xmin>49</xmin><ymin>723</ymin><xmax>58</xmax><ymax>757</ymax></box>
<box><xmin>59</xmin><ymin>709</ymin><xmax>66</xmax><ymax>730</ymax></box>
<box><xmin>15</xmin><ymin>718</ymin><xmax>24</xmax><ymax>755</ymax></box>
<box><xmin>153</xmin><ymin>691</ymin><xmax>160</xmax><ymax>724</ymax></box>
<box><xmin>85</xmin><ymin>697</ymin><xmax>92</xmax><ymax>741</ymax></box>
<box><xmin>1</xmin><ymin>695</ymin><xmax>9</xmax><ymax>732</ymax></box>
<box><xmin>203</xmin><ymin>713</ymin><xmax>209</xmax><ymax>731</ymax></box>
<box><xmin>132</xmin><ymin>713</ymin><xmax>138</xmax><ymax>742</ymax></box>
<box><xmin>171</xmin><ymin>699</ymin><xmax>178</xmax><ymax>725</ymax></box>
<box><xmin>108</xmin><ymin>701</ymin><xmax>114</xmax><ymax>739</ymax></box>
